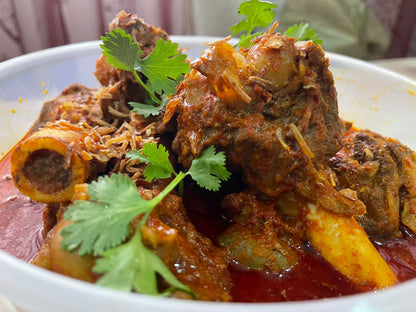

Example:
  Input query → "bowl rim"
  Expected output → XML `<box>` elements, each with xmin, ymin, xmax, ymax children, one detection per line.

<box><xmin>1</xmin><ymin>36</ymin><xmax>414</xmax><ymax>85</ymax></box>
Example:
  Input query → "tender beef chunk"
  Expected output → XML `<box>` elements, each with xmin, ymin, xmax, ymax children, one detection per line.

<box><xmin>109</xmin><ymin>10</ymin><xmax>168</xmax><ymax>57</ymax></box>
<box><xmin>95</xmin><ymin>10</ymin><xmax>168</xmax><ymax>87</ymax></box>
<box><xmin>167</xmin><ymin>30</ymin><xmax>364</xmax><ymax>216</ymax></box>
<box><xmin>329</xmin><ymin>129</ymin><xmax>416</xmax><ymax>239</ymax></box>
<box><xmin>94</xmin><ymin>11</ymin><xmax>169</xmax><ymax>125</ymax></box>
<box><xmin>95</xmin><ymin>11</ymin><xmax>167</xmax><ymax>91</ymax></box>
<box><xmin>218</xmin><ymin>189</ymin><xmax>304</xmax><ymax>273</ymax></box>
<box><xmin>31</xmin><ymin>84</ymin><xmax>99</xmax><ymax>133</ymax></box>
<box><xmin>140</xmin><ymin>193</ymin><xmax>232</xmax><ymax>301</ymax></box>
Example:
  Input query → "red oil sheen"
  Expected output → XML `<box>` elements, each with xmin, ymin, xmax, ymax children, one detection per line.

<box><xmin>229</xmin><ymin>244</ymin><xmax>363</xmax><ymax>302</ymax></box>
<box><xmin>1</xmin><ymin>155</ymin><xmax>416</xmax><ymax>302</ymax></box>
<box><xmin>374</xmin><ymin>228</ymin><xmax>416</xmax><ymax>283</ymax></box>
<box><xmin>183</xmin><ymin>184</ymin><xmax>416</xmax><ymax>302</ymax></box>
<box><xmin>0</xmin><ymin>153</ymin><xmax>46</xmax><ymax>262</ymax></box>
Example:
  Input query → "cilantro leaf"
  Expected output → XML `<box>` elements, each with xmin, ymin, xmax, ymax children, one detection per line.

<box><xmin>100</xmin><ymin>28</ymin><xmax>142</xmax><ymax>72</ymax></box>
<box><xmin>100</xmin><ymin>29</ymin><xmax>188</xmax><ymax>107</ymax></box>
<box><xmin>230</xmin><ymin>0</ymin><xmax>277</xmax><ymax>48</ymax></box>
<box><xmin>129</xmin><ymin>94</ymin><xmax>169</xmax><ymax>118</ymax></box>
<box><xmin>128</xmin><ymin>102</ymin><xmax>162</xmax><ymax>118</ymax></box>
<box><xmin>61</xmin><ymin>174</ymin><xmax>153</xmax><ymax>256</ymax></box>
<box><xmin>93</xmin><ymin>233</ymin><xmax>139</xmax><ymax>292</ymax></box>
<box><xmin>94</xmin><ymin>230</ymin><xmax>196</xmax><ymax>297</ymax></box>
<box><xmin>61</xmin><ymin>142</ymin><xmax>230</xmax><ymax>296</ymax></box>
<box><xmin>283</xmin><ymin>23</ymin><xmax>323</xmax><ymax>45</ymax></box>
<box><xmin>135</xmin><ymin>39</ymin><xmax>189</xmax><ymax>96</ymax></box>
<box><xmin>188</xmin><ymin>146</ymin><xmax>231</xmax><ymax>191</ymax></box>
<box><xmin>126</xmin><ymin>142</ymin><xmax>175</xmax><ymax>181</ymax></box>
<box><xmin>236</xmin><ymin>33</ymin><xmax>264</xmax><ymax>50</ymax></box>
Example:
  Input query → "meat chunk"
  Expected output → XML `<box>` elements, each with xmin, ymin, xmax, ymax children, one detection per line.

<box><xmin>94</xmin><ymin>11</ymin><xmax>168</xmax><ymax>104</ymax></box>
<box><xmin>95</xmin><ymin>10</ymin><xmax>168</xmax><ymax>87</ymax></box>
<box><xmin>329</xmin><ymin>128</ymin><xmax>416</xmax><ymax>239</ymax></box>
<box><xmin>170</xmin><ymin>31</ymin><xmax>341</xmax><ymax>174</ymax></box>
<box><xmin>30</xmin><ymin>84</ymin><xmax>100</xmax><ymax>133</ymax></box>
<box><xmin>141</xmin><ymin>193</ymin><xmax>232</xmax><ymax>301</ymax></box>
<box><xmin>167</xmin><ymin>29</ymin><xmax>364</xmax><ymax>216</ymax></box>
<box><xmin>218</xmin><ymin>190</ymin><xmax>304</xmax><ymax>273</ymax></box>
<box><xmin>94</xmin><ymin>11</ymin><xmax>170</xmax><ymax>127</ymax></box>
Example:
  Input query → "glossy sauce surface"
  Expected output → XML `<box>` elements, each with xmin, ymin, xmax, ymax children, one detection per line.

<box><xmin>184</xmin><ymin>181</ymin><xmax>416</xmax><ymax>302</ymax></box>
<box><xmin>374</xmin><ymin>228</ymin><xmax>416</xmax><ymax>283</ymax></box>
<box><xmin>0</xmin><ymin>153</ymin><xmax>45</xmax><ymax>262</ymax></box>
<box><xmin>2</xmin><ymin>156</ymin><xmax>416</xmax><ymax>302</ymax></box>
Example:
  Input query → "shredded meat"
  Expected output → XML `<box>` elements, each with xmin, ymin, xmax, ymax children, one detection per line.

<box><xmin>31</xmin><ymin>84</ymin><xmax>100</xmax><ymax>133</ymax></box>
<box><xmin>329</xmin><ymin>128</ymin><xmax>416</xmax><ymax>239</ymax></box>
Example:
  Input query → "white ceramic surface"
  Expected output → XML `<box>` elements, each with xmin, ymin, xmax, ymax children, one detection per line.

<box><xmin>1</xmin><ymin>36</ymin><xmax>416</xmax><ymax>312</ymax></box>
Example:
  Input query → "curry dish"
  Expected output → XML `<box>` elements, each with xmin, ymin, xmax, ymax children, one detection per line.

<box><xmin>4</xmin><ymin>11</ymin><xmax>416</xmax><ymax>302</ymax></box>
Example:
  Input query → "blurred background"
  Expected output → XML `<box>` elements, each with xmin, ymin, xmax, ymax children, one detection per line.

<box><xmin>1</xmin><ymin>0</ymin><xmax>416</xmax><ymax>62</ymax></box>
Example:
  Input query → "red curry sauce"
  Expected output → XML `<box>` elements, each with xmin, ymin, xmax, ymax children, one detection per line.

<box><xmin>1</xmin><ymin>153</ymin><xmax>416</xmax><ymax>302</ymax></box>
<box><xmin>0</xmin><ymin>153</ymin><xmax>45</xmax><ymax>262</ymax></box>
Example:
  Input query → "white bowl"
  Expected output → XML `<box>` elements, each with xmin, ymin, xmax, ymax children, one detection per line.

<box><xmin>1</xmin><ymin>36</ymin><xmax>416</xmax><ymax>312</ymax></box>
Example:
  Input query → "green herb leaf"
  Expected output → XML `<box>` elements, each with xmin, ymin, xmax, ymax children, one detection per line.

<box><xmin>230</xmin><ymin>0</ymin><xmax>277</xmax><ymax>48</ymax></box>
<box><xmin>61</xmin><ymin>174</ymin><xmax>153</xmax><ymax>256</ymax></box>
<box><xmin>135</xmin><ymin>39</ymin><xmax>189</xmax><ymax>96</ymax></box>
<box><xmin>188</xmin><ymin>146</ymin><xmax>231</xmax><ymax>191</ymax></box>
<box><xmin>100</xmin><ymin>28</ymin><xmax>142</xmax><ymax>72</ymax></box>
<box><xmin>283</xmin><ymin>23</ymin><xmax>323</xmax><ymax>45</ymax></box>
<box><xmin>100</xmin><ymin>29</ymin><xmax>188</xmax><ymax>107</ymax></box>
<box><xmin>61</xmin><ymin>142</ymin><xmax>230</xmax><ymax>296</ymax></box>
<box><xmin>128</xmin><ymin>102</ymin><xmax>162</xmax><ymax>118</ymax></box>
<box><xmin>129</xmin><ymin>94</ymin><xmax>169</xmax><ymax>118</ymax></box>
<box><xmin>126</xmin><ymin>142</ymin><xmax>175</xmax><ymax>181</ymax></box>
<box><xmin>94</xmin><ymin>230</ymin><xmax>196</xmax><ymax>297</ymax></box>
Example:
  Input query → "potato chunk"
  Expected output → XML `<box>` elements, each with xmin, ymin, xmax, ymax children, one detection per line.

<box><xmin>306</xmin><ymin>204</ymin><xmax>397</xmax><ymax>290</ymax></box>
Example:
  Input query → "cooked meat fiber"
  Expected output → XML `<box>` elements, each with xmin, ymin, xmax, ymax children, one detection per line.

<box><xmin>167</xmin><ymin>28</ymin><xmax>364</xmax><ymax>217</ymax></box>
<box><xmin>329</xmin><ymin>128</ymin><xmax>416</xmax><ymax>239</ymax></box>
<box><xmin>30</xmin><ymin>84</ymin><xmax>101</xmax><ymax>133</ymax></box>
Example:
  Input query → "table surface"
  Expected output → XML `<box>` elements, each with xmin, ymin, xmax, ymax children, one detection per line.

<box><xmin>372</xmin><ymin>57</ymin><xmax>416</xmax><ymax>80</ymax></box>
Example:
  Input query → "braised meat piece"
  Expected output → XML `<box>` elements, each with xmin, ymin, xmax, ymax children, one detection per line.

<box><xmin>167</xmin><ymin>28</ymin><xmax>364</xmax><ymax>216</ymax></box>
<box><xmin>141</xmin><ymin>193</ymin><xmax>232</xmax><ymax>301</ymax></box>
<box><xmin>218</xmin><ymin>189</ymin><xmax>304</xmax><ymax>273</ymax></box>
<box><xmin>95</xmin><ymin>11</ymin><xmax>169</xmax><ymax>119</ymax></box>
<box><xmin>329</xmin><ymin>128</ymin><xmax>416</xmax><ymax>239</ymax></box>
<box><xmin>30</xmin><ymin>84</ymin><xmax>101</xmax><ymax>133</ymax></box>
<box><xmin>95</xmin><ymin>10</ymin><xmax>168</xmax><ymax>87</ymax></box>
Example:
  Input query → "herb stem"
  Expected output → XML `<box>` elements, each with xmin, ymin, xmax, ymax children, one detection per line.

<box><xmin>132</xmin><ymin>71</ymin><xmax>162</xmax><ymax>105</ymax></box>
<box><xmin>177</xmin><ymin>180</ymin><xmax>184</xmax><ymax>197</ymax></box>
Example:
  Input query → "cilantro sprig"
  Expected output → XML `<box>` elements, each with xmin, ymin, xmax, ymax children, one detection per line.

<box><xmin>61</xmin><ymin>174</ymin><xmax>154</xmax><ymax>256</ymax></box>
<box><xmin>94</xmin><ymin>230</ymin><xmax>194</xmax><ymax>296</ymax></box>
<box><xmin>127</xmin><ymin>143</ymin><xmax>174</xmax><ymax>181</ymax></box>
<box><xmin>230</xmin><ymin>0</ymin><xmax>277</xmax><ymax>48</ymax></box>
<box><xmin>283</xmin><ymin>23</ymin><xmax>323</xmax><ymax>45</ymax></box>
<box><xmin>100</xmin><ymin>28</ymin><xmax>189</xmax><ymax>115</ymax></box>
<box><xmin>61</xmin><ymin>142</ymin><xmax>230</xmax><ymax>296</ymax></box>
<box><xmin>230</xmin><ymin>0</ymin><xmax>323</xmax><ymax>48</ymax></box>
